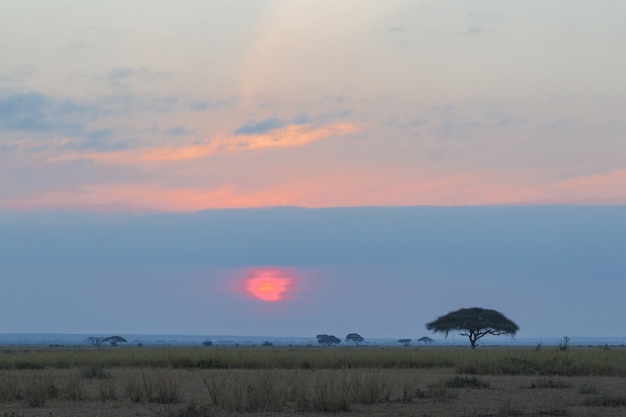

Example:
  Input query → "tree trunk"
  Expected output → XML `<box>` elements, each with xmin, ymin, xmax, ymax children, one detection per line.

<box><xmin>469</xmin><ymin>332</ymin><xmax>478</xmax><ymax>349</ymax></box>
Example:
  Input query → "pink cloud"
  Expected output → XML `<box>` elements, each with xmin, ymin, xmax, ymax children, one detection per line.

<box><xmin>5</xmin><ymin>168</ymin><xmax>625</xmax><ymax>212</ymax></box>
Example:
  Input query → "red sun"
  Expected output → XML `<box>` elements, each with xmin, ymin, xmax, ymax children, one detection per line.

<box><xmin>243</xmin><ymin>268</ymin><xmax>295</xmax><ymax>302</ymax></box>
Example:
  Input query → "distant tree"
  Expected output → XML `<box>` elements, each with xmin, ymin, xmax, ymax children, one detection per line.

<box><xmin>103</xmin><ymin>336</ymin><xmax>127</xmax><ymax>347</ymax></box>
<box><xmin>316</xmin><ymin>334</ymin><xmax>341</xmax><ymax>346</ymax></box>
<box><xmin>202</xmin><ymin>340</ymin><xmax>213</xmax><ymax>347</ymax></box>
<box><xmin>84</xmin><ymin>336</ymin><xmax>127</xmax><ymax>347</ymax></box>
<box><xmin>559</xmin><ymin>336</ymin><xmax>570</xmax><ymax>351</ymax></box>
<box><xmin>84</xmin><ymin>336</ymin><xmax>105</xmax><ymax>347</ymax></box>
<box><xmin>418</xmin><ymin>336</ymin><xmax>434</xmax><ymax>345</ymax></box>
<box><xmin>345</xmin><ymin>333</ymin><xmax>364</xmax><ymax>346</ymax></box>
<box><xmin>262</xmin><ymin>341</ymin><xmax>273</xmax><ymax>347</ymax></box>
<box><xmin>398</xmin><ymin>339</ymin><xmax>411</xmax><ymax>347</ymax></box>
<box><xmin>425</xmin><ymin>307</ymin><xmax>519</xmax><ymax>349</ymax></box>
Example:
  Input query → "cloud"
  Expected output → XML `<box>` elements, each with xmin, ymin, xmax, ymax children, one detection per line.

<box><xmin>164</xmin><ymin>126</ymin><xmax>195</xmax><ymax>136</ymax></box>
<box><xmin>53</xmin><ymin>122</ymin><xmax>358</xmax><ymax>165</ymax></box>
<box><xmin>459</xmin><ymin>25</ymin><xmax>483</xmax><ymax>35</ymax></box>
<box><xmin>0</xmin><ymin>92</ymin><xmax>52</xmax><ymax>131</ymax></box>
<box><xmin>0</xmin><ymin>92</ymin><xmax>91</xmax><ymax>135</ymax></box>
<box><xmin>0</xmin><ymin>89</ymin><xmax>238</xmax><ymax>156</ymax></box>
<box><xmin>187</xmin><ymin>99</ymin><xmax>233</xmax><ymax>111</ymax></box>
<box><xmin>0</xmin><ymin>65</ymin><xmax>35</xmax><ymax>87</ymax></box>
<box><xmin>234</xmin><ymin>118</ymin><xmax>288</xmax><ymax>135</ymax></box>
<box><xmin>106</xmin><ymin>67</ymin><xmax>167</xmax><ymax>88</ymax></box>
<box><xmin>553</xmin><ymin>169</ymin><xmax>626</xmax><ymax>204</ymax></box>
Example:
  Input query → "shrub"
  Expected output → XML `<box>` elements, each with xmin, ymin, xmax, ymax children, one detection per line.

<box><xmin>24</xmin><ymin>376</ymin><xmax>59</xmax><ymax>407</ymax></box>
<box><xmin>579</xmin><ymin>383</ymin><xmax>598</xmax><ymax>395</ymax></box>
<box><xmin>537</xmin><ymin>407</ymin><xmax>569</xmax><ymax>416</ymax></box>
<box><xmin>310</xmin><ymin>374</ymin><xmax>352</xmax><ymax>411</ymax></box>
<box><xmin>0</xmin><ymin>375</ymin><xmax>21</xmax><ymax>401</ymax></box>
<box><xmin>498</xmin><ymin>401</ymin><xmax>524</xmax><ymax>416</ymax></box>
<box><xmin>99</xmin><ymin>379</ymin><xmax>117</xmax><ymax>401</ymax></box>
<box><xmin>352</xmin><ymin>370</ymin><xmax>391</xmax><ymax>404</ymax></box>
<box><xmin>444</xmin><ymin>376</ymin><xmax>490</xmax><ymax>389</ymax></box>
<box><xmin>529</xmin><ymin>378</ymin><xmax>573</xmax><ymax>389</ymax></box>
<box><xmin>63</xmin><ymin>372</ymin><xmax>85</xmax><ymax>400</ymax></box>
<box><xmin>583</xmin><ymin>395</ymin><xmax>626</xmax><ymax>407</ymax></box>
<box><xmin>143</xmin><ymin>372</ymin><xmax>182</xmax><ymax>404</ymax></box>
<box><xmin>125</xmin><ymin>373</ymin><xmax>143</xmax><ymax>402</ymax></box>
<box><xmin>427</xmin><ymin>380</ymin><xmax>458</xmax><ymax>402</ymax></box>
<box><xmin>165</xmin><ymin>401</ymin><xmax>215</xmax><ymax>417</ymax></box>
<box><xmin>81</xmin><ymin>365</ymin><xmax>108</xmax><ymax>379</ymax></box>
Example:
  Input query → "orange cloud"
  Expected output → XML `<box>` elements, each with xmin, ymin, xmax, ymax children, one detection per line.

<box><xmin>53</xmin><ymin>122</ymin><xmax>357</xmax><ymax>165</ymax></box>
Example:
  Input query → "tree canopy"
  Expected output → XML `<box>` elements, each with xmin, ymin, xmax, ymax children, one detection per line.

<box><xmin>398</xmin><ymin>339</ymin><xmax>411</xmax><ymax>346</ymax></box>
<box><xmin>425</xmin><ymin>307</ymin><xmax>519</xmax><ymax>349</ymax></box>
<box><xmin>417</xmin><ymin>336</ymin><xmax>433</xmax><ymax>345</ymax></box>
<box><xmin>345</xmin><ymin>333</ymin><xmax>364</xmax><ymax>346</ymax></box>
<box><xmin>84</xmin><ymin>336</ymin><xmax>105</xmax><ymax>347</ymax></box>
<box><xmin>104</xmin><ymin>336</ymin><xmax>127</xmax><ymax>346</ymax></box>
<box><xmin>84</xmin><ymin>335</ymin><xmax>127</xmax><ymax>347</ymax></box>
<box><xmin>316</xmin><ymin>334</ymin><xmax>341</xmax><ymax>346</ymax></box>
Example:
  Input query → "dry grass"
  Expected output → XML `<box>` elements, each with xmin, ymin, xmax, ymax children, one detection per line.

<box><xmin>0</xmin><ymin>346</ymin><xmax>625</xmax><ymax>416</ymax></box>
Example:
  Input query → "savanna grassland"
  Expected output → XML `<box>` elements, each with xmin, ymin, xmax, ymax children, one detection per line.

<box><xmin>0</xmin><ymin>345</ymin><xmax>625</xmax><ymax>417</ymax></box>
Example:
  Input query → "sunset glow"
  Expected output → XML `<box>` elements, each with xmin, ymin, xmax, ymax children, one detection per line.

<box><xmin>50</xmin><ymin>123</ymin><xmax>358</xmax><ymax>165</ymax></box>
<box><xmin>3</xmin><ymin>0</ymin><xmax>626</xmax><ymax>363</ymax></box>
<box><xmin>243</xmin><ymin>268</ymin><xmax>295</xmax><ymax>302</ymax></box>
<box><xmin>2</xmin><ymin>0</ymin><xmax>625</xmax><ymax>212</ymax></box>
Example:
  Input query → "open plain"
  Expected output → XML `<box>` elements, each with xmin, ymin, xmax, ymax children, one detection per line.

<box><xmin>0</xmin><ymin>345</ymin><xmax>625</xmax><ymax>417</ymax></box>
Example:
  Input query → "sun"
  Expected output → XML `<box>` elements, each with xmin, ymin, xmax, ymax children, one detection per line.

<box><xmin>243</xmin><ymin>268</ymin><xmax>295</xmax><ymax>302</ymax></box>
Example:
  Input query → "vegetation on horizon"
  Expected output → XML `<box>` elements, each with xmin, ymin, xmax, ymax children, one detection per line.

<box><xmin>0</xmin><ymin>345</ymin><xmax>625</xmax><ymax>376</ymax></box>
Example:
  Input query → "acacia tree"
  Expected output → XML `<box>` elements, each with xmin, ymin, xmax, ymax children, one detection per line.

<box><xmin>84</xmin><ymin>336</ymin><xmax>127</xmax><ymax>347</ymax></box>
<box><xmin>316</xmin><ymin>334</ymin><xmax>341</xmax><ymax>346</ymax></box>
<box><xmin>104</xmin><ymin>336</ymin><xmax>127</xmax><ymax>346</ymax></box>
<box><xmin>84</xmin><ymin>336</ymin><xmax>105</xmax><ymax>347</ymax></box>
<box><xmin>425</xmin><ymin>307</ymin><xmax>519</xmax><ymax>349</ymax></box>
<box><xmin>345</xmin><ymin>333</ymin><xmax>364</xmax><ymax>346</ymax></box>
<box><xmin>398</xmin><ymin>339</ymin><xmax>411</xmax><ymax>347</ymax></box>
<box><xmin>418</xmin><ymin>336</ymin><xmax>433</xmax><ymax>345</ymax></box>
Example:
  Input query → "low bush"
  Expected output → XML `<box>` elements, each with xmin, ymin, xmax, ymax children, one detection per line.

<box><xmin>583</xmin><ymin>395</ymin><xmax>626</xmax><ymax>407</ymax></box>
<box><xmin>445</xmin><ymin>375</ymin><xmax>491</xmax><ymax>389</ymax></box>
<box><xmin>81</xmin><ymin>365</ymin><xmax>108</xmax><ymax>379</ymax></box>
<box><xmin>578</xmin><ymin>383</ymin><xmax>598</xmax><ymax>395</ymax></box>
<box><xmin>143</xmin><ymin>372</ymin><xmax>182</xmax><ymax>404</ymax></box>
<box><xmin>98</xmin><ymin>379</ymin><xmax>117</xmax><ymax>401</ymax></box>
<box><xmin>529</xmin><ymin>378</ymin><xmax>573</xmax><ymax>389</ymax></box>
<box><xmin>24</xmin><ymin>376</ymin><xmax>60</xmax><ymax>407</ymax></box>
<box><xmin>63</xmin><ymin>372</ymin><xmax>85</xmax><ymax>400</ymax></box>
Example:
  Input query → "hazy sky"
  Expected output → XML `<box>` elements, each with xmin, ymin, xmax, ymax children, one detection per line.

<box><xmin>2</xmin><ymin>207</ymin><xmax>625</xmax><ymax>339</ymax></box>
<box><xmin>1</xmin><ymin>0</ymin><xmax>625</xmax><ymax>210</ymax></box>
<box><xmin>1</xmin><ymin>2</ymin><xmax>625</xmax><ymax>341</ymax></box>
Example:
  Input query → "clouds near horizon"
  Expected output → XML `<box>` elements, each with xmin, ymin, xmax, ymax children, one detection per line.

<box><xmin>1</xmin><ymin>0</ymin><xmax>625</xmax><ymax>211</ymax></box>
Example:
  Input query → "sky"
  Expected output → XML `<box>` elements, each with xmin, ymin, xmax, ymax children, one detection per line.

<box><xmin>1</xmin><ymin>1</ymin><xmax>625</xmax><ymax>340</ymax></box>
<box><xmin>2</xmin><ymin>207</ymin><xmax>625</xmax><ymax>340</ymax></box>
